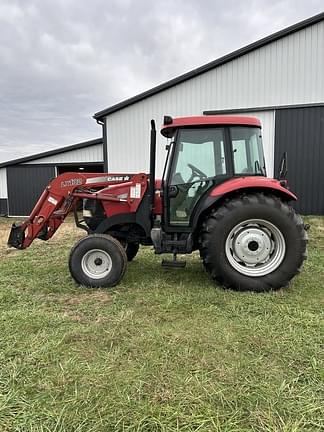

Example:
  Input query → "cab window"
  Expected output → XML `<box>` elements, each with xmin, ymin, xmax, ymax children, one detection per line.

<box><xmin>231</xmin><ymin>127</ymin><xmax>265</xmax><ymax>175</ymax></box>
<box><xmin>168</xmin><ymin>128</ymin><xmax>226</xmax><ymax>226</ymax></box>
<box><xmin>171</xmin><ymin>128</ymin><xmax>226</xmax><ymax>185</ymax></box>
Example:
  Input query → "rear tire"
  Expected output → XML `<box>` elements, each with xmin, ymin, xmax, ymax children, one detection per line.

<box><xmin>69</xmin><ymin>234</ymin><xmax>127</xmax><ymax>288</ymax></box>
<box><xmin>114</xmin><ymin>238</ymin><xmax>139</xmax><ymax>261</ymax></box>
<box><xmin>199</xmin><ymin>193</ymin><xmax>308</xmax><ymax>292</ymax></box>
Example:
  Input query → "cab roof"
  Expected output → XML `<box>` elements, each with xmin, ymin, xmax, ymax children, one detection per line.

<box><xmin>160</xmin><ymin>115</ymin><xmax>261</xmax><ymax>138</ymax></box>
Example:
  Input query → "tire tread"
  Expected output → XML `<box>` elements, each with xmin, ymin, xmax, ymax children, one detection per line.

<box><xmin>199</xmin><ymin>193</ymin><xmax>308</xmax><ymax>292</ymax></box>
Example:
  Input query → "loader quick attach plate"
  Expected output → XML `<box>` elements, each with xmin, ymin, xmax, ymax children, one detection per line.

<box><xmin>7</xmin><ymin>223</ymin><xmax>25</xmax><ymax>249</ymax></box>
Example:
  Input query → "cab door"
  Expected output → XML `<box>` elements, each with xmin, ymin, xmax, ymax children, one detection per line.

<box><xmin>165</xmin><ymin>128</ymin><xmax>227</xmax><ymax>228</ymax></box>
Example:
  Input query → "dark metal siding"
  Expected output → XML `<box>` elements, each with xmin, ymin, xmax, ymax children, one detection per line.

<box><xmin>0</xmin><ymin>198</ymin><xmax>8</xmax><ymax>215</ymax></box>
<box><xmin>274</xmin><ymin>106</ymin><xmax>324</xmax><ymax>214</ymax></box>
<box><xmin>7</xmin><ymin>165</ymin><xmax>55</xmax><ymax>216</ymax></box>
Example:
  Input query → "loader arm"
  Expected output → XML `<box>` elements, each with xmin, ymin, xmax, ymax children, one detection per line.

<box><xmin>7</xmin><ymin>172</ymin><xmax>147</xmax><ymax>250</ymax></box>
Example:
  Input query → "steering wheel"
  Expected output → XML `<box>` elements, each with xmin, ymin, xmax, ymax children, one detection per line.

<box><xmin>187</xmin><ymin>163</ymin><xmax>208</xmax><ymax>182</ymax></box>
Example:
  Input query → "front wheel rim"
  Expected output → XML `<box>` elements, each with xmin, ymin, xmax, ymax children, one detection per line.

<box><xmin>81</xmin><ymin>249</ymin><xmax>112</xmax><ymax>279</ymax></box>
<box><xmin>225</xmin><ymin>219</ymin><xmax>286</xmax><ymax>277</ymax></box>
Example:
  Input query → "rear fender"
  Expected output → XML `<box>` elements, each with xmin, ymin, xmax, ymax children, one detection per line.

<box><xmin>192</xmin><ymin>177</ymin><xmax>297</xmax><ymax>233</ymax></box>
<box><xmin>209</xmin><ymin>177</ymin><xmax>297</xmax><ymax>201</ymax></box>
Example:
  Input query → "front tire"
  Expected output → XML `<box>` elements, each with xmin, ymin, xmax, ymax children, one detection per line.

<box><xmin>69</xmin><ymin>234</ymin><xmax>127</xmax><ymax>288</ymax></box>
<box><xmin>199</xmin><ymin>194</ymin><xmax>308</xmax><ymax>292</ymax></box>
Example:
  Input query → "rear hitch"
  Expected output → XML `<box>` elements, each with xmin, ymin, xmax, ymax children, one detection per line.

<box><xmin>7</xmin><ymin>223</ymin><xmax>26</xmax><ymax>249</ymax></box>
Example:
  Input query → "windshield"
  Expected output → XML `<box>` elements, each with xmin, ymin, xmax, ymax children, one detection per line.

<box><xmin>230</xmin><ymin>127</ymin><xmax>266</xmax><ymax>176</ymax></box>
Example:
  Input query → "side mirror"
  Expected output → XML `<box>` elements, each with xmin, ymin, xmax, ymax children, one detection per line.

<box><xmin>278</xmin><ymin>152</ymin><xmax>288</xmax><ymax>180</ymax></box>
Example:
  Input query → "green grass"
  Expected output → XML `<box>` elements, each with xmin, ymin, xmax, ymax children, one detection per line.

<box><xmin>0</xmin><ymin>217</ymin><xmax>323</xmax><ymax>431</ymax></box>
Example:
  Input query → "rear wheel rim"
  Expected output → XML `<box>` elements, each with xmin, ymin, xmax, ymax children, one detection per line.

<box><xmin>225</xmin><ymin>219</ymin><xmax>286</xmax><ymax>277</ymax></box>
<box><xmin>81</xmin><ymin>249</ymin><xmax>112</xmax><ymax>279</ymax></box>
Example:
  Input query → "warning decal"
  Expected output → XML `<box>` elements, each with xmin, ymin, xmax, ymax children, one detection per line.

<box><xmin>130</xmin><ymin>183</ymin><xmax>141</xmax><ymax>199</ymax></box>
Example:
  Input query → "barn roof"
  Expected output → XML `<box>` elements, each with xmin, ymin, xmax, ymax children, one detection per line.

<box><xmin>0</xmin><ymin>138</ymin><xmax>103</xmax><ymax>168</ymax></box>
<box><xmin>93</xmin><ymin>12</ymin><xmax>324</xmax><ymax>121</ymax></box>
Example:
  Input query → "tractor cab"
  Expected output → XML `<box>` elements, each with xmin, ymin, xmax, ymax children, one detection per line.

<box><xmin>159</xmin><ymin>116</ymin><xmax>266</xmax><ymax>229</ymax></box>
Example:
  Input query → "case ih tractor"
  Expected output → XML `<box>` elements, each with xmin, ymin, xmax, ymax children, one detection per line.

<box><xmin>8</xmin><ymin>115</ymin><xmax>307</xmax><ymax>292</ymax></box>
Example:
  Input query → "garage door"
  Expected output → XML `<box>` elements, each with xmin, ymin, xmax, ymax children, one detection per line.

<box><xmin>7</xmin><ymin>165</ymin><xmax>56</xmax><ymax>216</ymax></box>
<box><xmin>274</xmin><ymin>106</ymin><xmax>324</xmax><ymax>215</ymax></box>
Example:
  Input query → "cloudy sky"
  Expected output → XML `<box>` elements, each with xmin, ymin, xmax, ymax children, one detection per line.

<box><xmin>0</xmin><ymin>0</ymin><xmax>323</xmax><ymax>162</ymax></box>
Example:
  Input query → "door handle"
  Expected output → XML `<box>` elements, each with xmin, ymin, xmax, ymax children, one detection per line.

<box><xmin>168</xmin><ymin>185</ymin><xmax>179</xmax><ymax>198</ymax></box>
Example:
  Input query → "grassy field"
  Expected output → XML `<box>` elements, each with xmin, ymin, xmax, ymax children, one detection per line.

<box><xmin>0</xmin><ymin>216</ymin><xmax>323</xmax><ymax>431</ymax></box>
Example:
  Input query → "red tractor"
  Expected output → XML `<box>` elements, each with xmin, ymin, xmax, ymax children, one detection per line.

<box><xmin>8</xmin><ymin>115</ymin><xmax>308</xmax><ymax>292</ymax></box>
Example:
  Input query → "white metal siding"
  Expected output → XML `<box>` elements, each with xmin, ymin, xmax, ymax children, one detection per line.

<box><xmin>107</xmin><ymin>110</ymin><xmax>275</xmax><ymax>177</ymax></box>
<box><xmin>105</xmin><ymin>20</ymin><xmax>324</xmax><ymax>176</ymax></box>
<box><xmin>0</xmin><ymin>168</ymin><xmax>7</xmax><ymax>198</ymax></box>
<box><xmin>23</xmin><ymin>143</ymin><xmax>103</xmax><ymax>164</ymax></box>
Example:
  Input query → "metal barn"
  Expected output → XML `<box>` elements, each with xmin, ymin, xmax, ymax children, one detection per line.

<box><xmin>0</xmin><ymin>138</ymin><xmax>103</xmax><ymax>217</ymax></box>
<box><xmin>94</xmin><ymin>12</ymin><xmax>324</xmax><ymax>215</ymax></box>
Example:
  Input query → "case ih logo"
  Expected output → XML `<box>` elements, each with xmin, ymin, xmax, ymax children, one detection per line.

<box><xmin>85</xmin><ymin>175</ymin><xmax>132</xmax><ymax>185</ymax></box>
<box><xmin>106</xmin><ymin>175</ymin><xmax>130</xmax><ymax>181</ymax></box>
<box><xmin>60</xmin><ymin>178</ymin><xmax>83</xmax><ymax>188</ymax></box>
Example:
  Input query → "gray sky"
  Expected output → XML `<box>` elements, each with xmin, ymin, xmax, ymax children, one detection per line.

<box><xmin>0</xmin><ymin>0</ymin><xmax>323</xmax><ymax>162</ymax></box>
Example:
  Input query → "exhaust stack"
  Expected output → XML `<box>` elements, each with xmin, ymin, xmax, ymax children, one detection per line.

<box><xmin>149</xmin><ymin>119</ymin><xmax>156</xmax><ymax>212</ymax></box>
